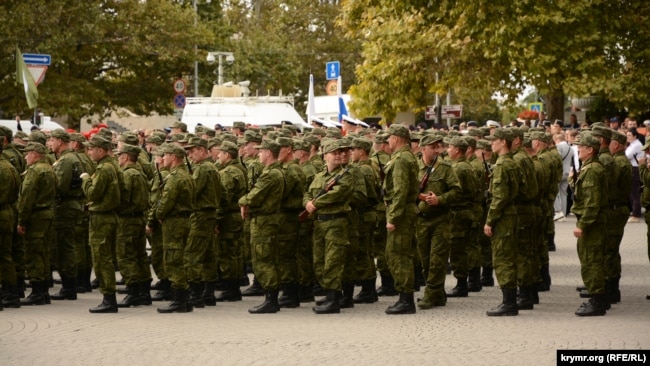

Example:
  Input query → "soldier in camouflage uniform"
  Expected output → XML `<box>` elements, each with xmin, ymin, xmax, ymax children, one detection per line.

<box><xmin>0</xmin><ymin>140</ymin><xmax>21</xmax><ymax>311</ymax></box>
<box><xmin>48</xmin><ymin>129</ymin><xmax>86</xmax><ymax>301</ymax></box>
<box><xmin>415</xmin><ymin>134</ymin><xmax>461</xmax><ymax>309</ymax></box>
<box><xmin>184</xmin><ymin>137</ymin><xmax>220</xmax><ymax>308</ymax></box>
<box><xmin>18</xmin><ymin>143</ymin><xmax>56</xmax><ymax>306</ymax></box>
<box><xmin>474</xmin><ymin>139</ymin><xmax>495</xmax><ymax>286</ymax></box>
<box><xmin>303</xmin><ymin>140</ymin><xmax>353</xmax><ymax>314</ymax></box>
<box><xmin>81</xmin><ymin>136</ymin><xmax>121</xmax><ymax>313</ymax></box>
<box><xmin>571</xmin><ymin>133</ymin><xmax>609</xmax><ymax>316</ymax></box>
<box><xmin>239</xmin><ymin>140</ymin><xmax>285</xmax><ymax>314</ymax></box>
<box><xmin>115</xmin><ymin>144</ymin><xmax>151</xmax><ymax>308</ymax></box>
<box><xmin>484</xmin><ymin>128</ymin><xmax>520</xmax><ymax>316</ymax></box>
<box><xmin>383</xmin><ymin>125</ymin><xmax>419</xmax><ymax>315</ymax></box>
<box><xmin>156</xmin><ymin>144</ymin><xmax>195</xmax><ymax>313</ymax></box>
<box><xmin>214</xmin><ymin>141</ymin><xmax>247</xmax><ymax>302</ymax></box>
<box><xmin>463</xmin><ymin>135</ymin><xmax>487</xmax><ymax>292</ymax></box>
<box><xmin>639</xmin><ymin>141</ymin><xmax>650</xmax><ymax>300</ymax></box>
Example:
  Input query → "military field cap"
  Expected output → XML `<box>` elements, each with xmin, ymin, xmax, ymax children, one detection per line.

<box><xmin>237</xmin><ymin>137</ymin><xmax>246</xmax><ymax>146</ymax></box>
<box><xmin>69</xmin><ymin>133</ymin><xmax>87</xmax><ymax>144</ymax></box>
<box><xmin>207</xmin><ymin>138</ymin><xmax>221</xmax><ymax>150</ymax></box>
<box><xmin>156</xmin><ymin>143</ymin><xmax>171</xmax><ymax>156</ymax></box>
<box><xmin>478</xmin><ymin>127</ymin><xmax>490</xmax><ymax>136</ymax></box>
<box><xmin>84</xmin><ymin>135</ymin><xmax>113</xmax><ymax>150</ymax></box>
<box><xmin>0</xmin><ymin>126</ymin><xmax>12</xmax><ymax>138</ymax></box>
<box><xmin>573</xmin><ymin>132</ymin><xmax>600</xmax><ymax>150</ymax></box>
<box><xmin>254</xmin><ymin>139</ymin><xmax>281</xmax><ymax>155</ymax></box>
<box><xmin>485</xmin><ymin>128</ymin><xmax>514</xmax><ymax>142</ymax></box>
<box><xmin>24</xmin><ymin>142</ymin><xmax>48</xmax><ymax>154</ymax></box>
<box><xmin>338</xmin><ymin>138</ymin><xmax>352</xmax><ymax>150</ymax></box>
<box><xmin>118</xmin><ymin>133</ymin><xmax>139</xmax><ymax>145</ymax></box>
<box><xmin>232</xmin><ymin>121</ymin><xmax>246</xmax><ymax>130</ymax></box>
<box><xmin>351</xmin><ymin>137</ymin><xmax>372</xmax><ymax>152</ymax></box>
<box><xmin>467</xmin><ymin>128</ymin><xmax>483</xmax><ymax>137</ymax></box>
<box><xmin>244</xmin><ymin>129</ymin><xmax>263</xmax><ymax>143</ymax></box>
<box><xmin>276</xmin><ymin>136</ymin><xmax>294</xmax><ymax>148</ymax></box>
<box><xmin>14</xmin><ymin>130</ymin><xmax>28</xmax><ymax>140</ymax></box>
<box><xmin>590</xmin><ymin>122</ymin><xmax>605</xmax><ymax>129</ymax></box>
<box><xmin>447</xmin><ymin>130</ymin><xmax>462</xmax><ymax>137</ymax></box>
<box><xmin>276</xmin><ymin>129</ymin><xmax>292</xmax><ymax>138</ymax></box>
<box><xmin>283</xmin><ymin>124</ymin><xmax>298</xmax><ymax>133</ymax></box>
<box><xmin>325</xmin><ymin>128</ymin><xmax>342</xmax><ymax>139</ymax></box>
<box><xmin>322</xmin><ymin>140</ymin><xmax>343</xmax><ymax>154</ymax></box>
<box><xmin>172</xmin><ymin>121</ymin><xmax>188</xmax><ymax>132</ymax></box>
<box><xmin>168</xmin><ymin>133</ymin><xmax>185</xmax><ymax>143</ymax></box>
<box><xmin>529</xmin><ymin>131</ymin><xmax>547</xmax><ymax>142</ymax></box>
<box><xmin>117</xmin><ymin>144</ymin><xmax>141</xmax><ymax>157</ymax></box>
<box><xmin>162</xmin><ymin>143</ymin><xmax>186</xmax><ymax>157</ymax></box>
<box><xmin>293</xmin><ymin>139</ymin><xmax>309</xmax><ymax>152</ymax></box>
<box><xmin>303</xmin><ymin>134</ymin><xmax>320</xmax><ymax>148</ymax></box>
<box><xmin>448</xmin><ymin>136</ymin><xmax>469</xmax><ymax>149</ymax></box>
<box><xmin>29</xmin><ymin>130</ymin><xmax>48</xmax><ymax>145</ymax></box>
<box><xmin>202</xmin><ymin>127</ymin><xmax>216</xmax><ymax>137</ymax></box>
<box><xmin>387</xmin><ymin>124</ymin><xmax>410</xmax><ymax>140</ymax></box>
<box><xmin>184</xmin><ymin>137</ymin><xmax>208</xmax><ymax>149</ymax></box>
<box><xmin>153</xmin><ymin>130</ymin><xmax>167</xmax><ymax>141</ymax></box>
<box><xmin>358</xmin><ymin>128</ymin><xmax>372</xmax><ymax>136</ymax></box>
<box><xmin>410</xmin><ymin>131</ymin><xmax>422</xmax><ymax>142</ymax></box>
<box><xmin>146</xmin><ymin>135</ymin><xmax>163</xmax><ymax>145</ymax></box>
<box><xmin>311</xmin><ymin>128</ymin><xmax>327</xmax><ymax>137</ymax></box>
<box><xmin>194</xmin><ymin>126</ymin><xmax>205</xmax><ymax>135</ymax></box>
<box><xmin>510</xmin><ymin>127</ymin><xmax>524</xmax><ymax>140</ymax></box>
<box><xmin>218</xmin><ymin>141</ymin><xmax>239</xmax><ymax>156</ymax></box>
<box><xmin>47</xmin><ymin>128</ymin><xmax>69</xmax><ymax>142</ymax></box>
<box><xmin>374</xmin><ymin>132</ymin><xmax>389</xmax><ymax>144</ymax></box>
<box><xmin>219</xmin><ymin>133</ymin><xmax>236</xmax><ymax>145</ymax></box>
<box><xmin>462</xmin><ymin>136</ymin><xmax>476</xmax><ymax>149</ymax></box>
<box><xmin>476</xmin><ymin>139</ymin><xmax>492</xmax><ymax>151</ymax></box>
<box><xmin>522</xmin><ymin>133</ymin><xmax>533</xmax><ymax>148</ymax></box>
<box><xmin>97</xmin><ymin>128</ymin><xmax>113</xmax><ymax>140</ymax></box>
<box><xmin>591</xmin><ymin>126</ymin><xmax>612</xmax><ymax>140</ymax></box>
<box><xmin>419</xmin><ymin>134</ymin><xmax>444</xmax><ymax>146</ymax></box>
<box><xmin>611</xmin><ymin>130</ymin><xmax>626</xmax><ymax>144</ymax></box>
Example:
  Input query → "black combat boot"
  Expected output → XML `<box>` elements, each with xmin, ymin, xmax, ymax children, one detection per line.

<box><xmin>531</xmin><ymin>286</ymin><xmax>539</xmax><ymax>305</ymax></box>
<box><xmin>606</xmin><ymin>276</ymin><xmax>621</xmax><ymax>304</ymax></box>
<box><xmin>339</xmin><ymin>282</ymin><xmax>354</xmax><ymax>309</ymax></box>
<box><xmin>215</xmin><ymin>279</ymin><xmax>242</xmax><ymax>302</ymax></box>
<box><xmin>90</xmin><ymin>277</ymin><xmax>100</xmax><ymax>289</ymax></box>
<box><xmin>385</xmin><ymin>292</ymin><xmax>416</xmax><ymax>315</ymax></box>
<box><xmin>140</xmin><ymin>280</ymin><xmax>152</xmax><ymax>305</ymax></box>
<box><xmin>248</xmin><ymin>289</ymin><xmax>280</xmax><ymax>314</ymax></box>
<box><xmin>278</xmin><ymin>282</ymin><xmax>300</xmax><ymax>308</ymax></box>
<box><xmin>468</xmin><ymin>267</ymin><xmax>483</xmax><ymax>292</ymax></box>
<box><xmin>1</xmin><ymin>284</ymin><xmax>21</xmax><ymax>308</ymax></box>
<box><xmin>151</xmin><ymin>279</ymin><xmax>162</xmax><ymax>290</ymax></box>
<box><xmin>17</xmin><ymin>276</ymin><xmax>26</xmax><ymax>298</ymax></box>
<box><xmin>377</xmin><ymin>273</ymin><xmax>398</xmax><ymax>296</ymax></box>
<box><xmin>517</xmin><ymin>286</ymin><xmax>534</xmax><ymax>310</ymax></box>
<box><xmin>313</xmin><ymin>290</ymin><xmax>341</xmax><ymax>314</ymax></box>
<box><xmin>547</xmin><ymin>234</ymin><xmax>556</xmax><ymax>252</ymax></box>
<box><xmin>481</xmin><ymin>266</ymin><xmax>495</xmax><ymax>287</ymax></box>
<box><xmin>21</xmin><ymin>281</ymin><xmax>48</xmax><ymax>306</ymax></box>
<box><xmin>117</xmin><ymin>282</ymin><xmax>142</xmax><ymax>308</ymax></box>
<box><xmin>576</xmin><ymin>285</ymin><xmax>587</xmax><ymax>292</ymax></box>
<box><xmin>353</xmin><ymin>279</ymin><xmax>378</xmax><ymax>304</ymax></box>
<box><xmin>575</xmin><ymin>294</ymin><xmax>607</xmax><ymax>316</ymax></box>
<box><xmin>241</xmin><ymin>276</ymin><xmax>265</xmax><ymax>296</ymax></box>
<box><xmin>446</xmin><ymin>277</ymin><xmax>469</xmax><ymax>297</ymax></box>
<box><xmin>51</xmin><ymin>276</ymin><xmax>78</xmax><ymax>300</ymax></box>
<box><xmin>298</xmin><ymin>284</ymin><xmax>315</xmax><ymax>302</ymax></box>
<box><xmin>486</xmin><ymin>288</ymin><xmax>518</xmax><ymax>316</ymax></box>
<box><xmin>151</xmin><ymin>279</ymin><xmax>173</xmax><ymax>301</ymax></box>
<box><xmin>76</xmin><ymin>270</ymin><xmax>88</xmax><ymax>293</ymax></box>
<box><xmin>538</xmin><ymin>264</ymin><xmax>551</xmax><ymax>292</ymax></box>
<box><xmin>313</xmin><ymin>282</ymin><xmax>327</xmax><ymax>296</ymax></box>
<box><xmin>189</xmin><ymin>282</ymin><xmax>205</xmax><ymax>309</ymax></box>
<box><xmin>157</xmin><ymin>288</ymin><xmax>191</xmax><ymax>313</ymax></box>
<box><xmin>203</xmin><ymin>281</ymin><xmax>217</xmax><ymax>306</ymax></box>
<box><xmin>89</xmin><ymin>294</ymin><xmax>118</xmax><ymax>313</ymax></box>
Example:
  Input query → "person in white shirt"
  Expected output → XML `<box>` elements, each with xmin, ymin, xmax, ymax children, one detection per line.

<box><xmin>553</xmin><ymin>132</ymin><xmax>574</xmax><ymax>220</ymax></box>
<box><xmin>626</xmin><ymin>128</ymin><xmax>644</xmax><ymax>222</ymax></box>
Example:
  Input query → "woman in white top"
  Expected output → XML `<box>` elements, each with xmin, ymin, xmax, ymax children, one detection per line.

<box><xmin>626</xmin><ymin>128</ymin><xmax>644</xmax><ymax>221</ymax></box>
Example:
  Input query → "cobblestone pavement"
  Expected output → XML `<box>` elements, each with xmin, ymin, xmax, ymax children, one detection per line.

<box><xmin>1</xmin><ymin>216</ymin><xmax>648</xmax><ymax>366</ymax></box>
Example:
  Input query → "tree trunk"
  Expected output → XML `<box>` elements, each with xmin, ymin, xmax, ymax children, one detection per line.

<box><xmin>543</xmin><ymin>88</ymin><xmax>565</xmax><ymax>122</ymax></box>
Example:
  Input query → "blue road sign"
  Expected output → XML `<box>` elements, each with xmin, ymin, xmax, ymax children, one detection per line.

<box><xmin>22</xmin><ymin>53</ymin><xmax>51</xmax><ymax>66</ymax></box>
<box><xmin>173</xmin><ymin>93</ymin><xmax>186</xmax><ymax>108</ymax></box>
<box><xmin>326</xmin><ymin>61</ymin><xmax>340</xmax><ymax>80</ymax></box>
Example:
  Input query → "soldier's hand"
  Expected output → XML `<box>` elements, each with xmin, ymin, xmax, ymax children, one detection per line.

<box><xmin>305</xmin><ymin>201</ymin><xmax>317</xmax><ymax>213</ymax></box>
<box><xmin>386</xmin><ymin>222</ymin><xmax>396</xmax><ymax>232</ymax></box>
<box><xmin>80</xmin><ymin>172</ymin><xmax>90</xmax><ymax>179</ymax></box>
<box><xmin>214</xmin><ymin>225</ymin><xmax>220</xmax><ymax>235</ymax></box>
<box><xmin>145</xmin><ymin>225</ymin><xmax>153</xmax><ymax>236</ymax></box>
<box><xmin>483</xmin><ymin>224</ymin><xmax>493</xmax><ymax>237</ymax></box>
<box><xmin>573</xmin><ymin>227</ymin><xmax>583</xmax><ymax>238</ymax></box>
<box><xmin>240</xmin><ymin>206</ymin><xmax>248</xmax><ymax>220</ymax></box>
<box><xmin>424</xmin><ymin>192</ymin><xmax>439</xmax><ymax>206</ymax></box>
<box><xmin>639</xmin><ymin>157</ymin><xmax>646</xmax><ymax>166</ymax></box>
<box><xmin>16</xmin><ymin>225</ymin><xmax>26</xmax><ymax>236</ymax></box>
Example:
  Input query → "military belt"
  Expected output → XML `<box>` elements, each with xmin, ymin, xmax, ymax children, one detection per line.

<box><xmin>118</xmin><ymin>211</ymin><xmax>144</xmax><ymax>218</ymax></box>
<box><xmin>89</xmin><ymin>210</ymin><xmax>116</xmax><ymax>215</ymax></box>
<box><xmin>197</xmin><ymin>207</ymin><xmax>217</xmax><ymax>212</ymax></box>
<box><xmin>248</xmin><ymin>212</ymin><xmax>276</xmax><ymax>219</ymax></box>
<box><xmin>166</xmin><ymin>211</ymin><xmax>191</xmax><ymax>218</ymax></box>
<box><xmin>316</xmin><ymin>213</ymin><xmax>347</xmax><ymax>221</ymax></box>
<box><xmin>281</xmin><ymin>208</ymin><xmax>302</xmax><ymax>215</ymax></box>
<box><xmin>31</xmin><ymin>206</ymin><xmax>52</xmax><ymax>212</ymax></box>
<box><xmin>417</xmin><ymin>210</ymin><xmax>447</xmax><ymax>219</ymax></box>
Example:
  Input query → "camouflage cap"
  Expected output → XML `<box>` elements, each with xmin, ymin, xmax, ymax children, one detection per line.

<box><xmin>221</xmin><ymin>133</ymin><xmax>237</xmax><ymax>145</ymax></box>
<box><xmin>374</xmin><ymin>132</ymin><xmax>389</xmax><ymax>144</ymax></box>
<box><xmin>325</xmin><ymin>128</ymin><xmax>342</xmax><ymax>139</ymax></box>
<box><xmin>467</xmin><ymin>128</ymin><xmax>483</xmax><ymax>137</ymax></box>
<box><xmin>510</xmin><ymin>127</ymin><xmax>524</xmax><ymax>140</ymax></box>
<box><xmin>528</xmin><ymin>131</ymin><xmax>546</xmax><ymax>142</ymax></box>
<box><xmin>311</xmin><ymin>128</ymin><xmax>327</xmax><ymax>138</ymax></box>
<box><xmin>254</xmin><ymin>139</ymin><xmax>281</xmax><ymax>155</ymax></box>
<box><xmin>244</xmin><ymin>129</ymin><xmax>263</xmax><ymax>143</ymax></box>
<box><xmin>322</xmin><ymin>139</ymin><xmax>342</xmax><ymax>154</ymax></box>
<box><xmin>168</xmin><ymin>133</ymin><xmax>186</xmax><ymax>143</ymax></box>
<box><xmin>50</xmin><ymin>128</ymin><xmax>71</xmax><ymax>142</ymax></box>
<box><xmin>573</xmin><ymin>132</ymin><xmax>600</xmax><ymax>150</ymax></box>
<box><xmin>118</xmin><ymin>133</ymin><xmax>139</xmax><ymax>145</ymax></box>
<box><xmin>293</xmin><ymin>139</ymin><xmax>309</xmax><ymax>152</ymax></box>
<box><xmin>590</xmin><ymin>122</ymin><xmax>605</xmax><ymax>129</ymax></box>
<box><xmin>590</xmin><ymin>125</ymin><xmax>612</xmax><ymax>140</ymax></box>
<box><xmin>194</xmin><ymin>125</ymin><xmax>205</xmax><ymax>135</ymax></box>
<box><xmin>610</xmin><ymin>130</ymin><xmax>627</xmax><ymax>144</ymax></box>
<box><xmin>351</xmin><ymin>137</ymin><xmax>372</xmax><ymax>152</ymax></box>
<box><xmin>202</xmin><ymin>127</ymin><xmax>216</xmax><ymax>138</ymax></box>
<box><xmin>410</xmin><ymin>131</ymin><xmax>422</xmax><ymax>142</ymax></box>
<box><xmin>448</xmin><ymin>136</ymin><xmax>469</xmax><ymax>150</ymax></box>
<box><xmin>217</xmin><ymin>141</ymin><xmax>239</xmax><ymax>156</ymax></box>
<box><xmin>485</xmin><ymin>128</ymin><xmax>514</xmax><ymax>142</ymax></box>
<box><xmin>338</xmin><ymin>138</ymin><xmax>352</xmax><ymax>150</ymax></box>
<box><xmin>232</xmin><ymin>121</ymin><xmax>246</xmax><ymax>130</ymax></box>
<box><xmin>419</xmin><ymin>134</ymin><xmax>444</xmax><ymax>146</ymax></box>
<box><xmin>387</xmin><ymin>124</ymin><xmax>410</xmax><ymax>140</ymax></box>
<box><xmin>522</xmin><ymin>133</ymin><xmax>533</xmax><ymax>148</ymax></box>
<box><xmin>303</xmin><ymin>134</ymin><xmax>320</xmax><ymax>148</ymax></box>
<box><xmin>24</xmin><ymin>142</ymin><xmax>48</xmax><ymax>154</ymax></box>
<box><xmin>276</xmin><ymin>136</ymin><xmax>294</xmax><ymax>148</ymax></box>
<box><xmin>117</xmin><ymin>144</ymin><xmax>141</xmax><ymax>157</ymax></box>
<box><xmin>14</xmin><ymin>130</ymin><xmax>28</xmax><ymax>140</ymax></box>
<box><xmin>146</xmin><ymin>135</ymin><xmax>164</xmax><ymax>145</ymax></box>
<box><xmin>207</xmin><ymin>138</ymin><xmax>221</xmax><ymax>150</ymax></box>
<box><xmin>476</xmin><ymin>139</ymin><xmax>492</xmax><ymax>151</ymax></box>
<box><xmin>69</xmin><ymin>133</ymin><xmax>87</xmax><ymax>144</ymax></box>
<box><xmin>358</xmin><ymin>128</ymin><xmax>372</xmax><ymax>136</ymax></box>
<box><xmin>84</xmin><ymin>135</ymin><xmax>113</xmax><ymax>150</ymax></box>
<box><xmin>184</xmin><ymin>137</ymin><xmax>208</xmax><ymax>149</ymax></box>
<box><xmin>283</xmin><ymin>124</ymin><xmax>298</xmax><ymax>133</ymax></box>
<box><xmin>97</xmin><ymin>128</ymin><xmax>113</xmax><ymax>140</ymax></box>
<box><xmin>29</xmin><ymin>130</ymin><xmax>48</xmax><ymax>145</ymax></box>
<box><xmin>172</xmin><ymin>121</ymin><xmax>188</xmax><ymax>132</ymax></box>
<box><xmin>162</xmin><ymin>143</ymin><xmax>186</xmax><ymax>157</ymax></box>
<box><xmin>0</xmin><ymin>126</ymin><xmax>12</xmax><ymax>138</ymax></box>
<box><xmin>462</xmin><ymin>135</ymin><xmax>477</xmax><ymax>149</ymax></box>
<box><xmin>447</xmin><ymin>130</ymin><xmax>462</xmax><ymax>137</ymax></box>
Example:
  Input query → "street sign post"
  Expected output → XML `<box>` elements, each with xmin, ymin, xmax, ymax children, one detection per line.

<box><xmin>425</xmin><ymin>106</ymin><xmax>437</xmax><ymax>120</ymax></box>
<box><xmin>173</xmin><ymin>79</ymin><xmax>186</xmax><ymax>94</ymax></box>
<box><xmin>22</xmin><ymin>53</ymin><xmax>51</xmax><ymax>65</ymax></box>
<box><xmin>326</xmin><ymin>61</ymin><xmax>340</xmax><ymax>80</ymax></box>
<box><xmin>441</xmin><ymin>105</ymin><xmax>463</xmax><ymax>119</ymax></box>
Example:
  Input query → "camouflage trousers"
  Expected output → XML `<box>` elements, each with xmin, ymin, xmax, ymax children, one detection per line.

<box><xmin>277</xmin><ymin>212</ymin><xmax>301</xmax><ymax>284</ymax></box>
<box><xmin>313</xmin><ymin>216</ymin><xmax>348</xmax><ymax>291</ymax></box>
<box><xmin>74</xmin><ymin>213</ymin><xmax>92</xmax><ymax>273</ymax></box>
<box><xmin>23</xmin><ymin>211</ymin><xmax>53</xmax><ymax>282</ymax></box>
<box><xmin>216</xmin><ymin>213</ymin><xmax>243</xmax><ymax>281</ymax></box>
<box><xmin>490</xmin><ymin>214</ymin><xmax>518</xmax><ymax>289</ymax></box>
<box><xmin>373</xmin><ymin>213</ymin><xmax>389</xmax><ymax>276</ymax></box>
<box><xmin>185</xmin><ymin>212</ymin><xmax>218</xmax><ymax>283</ymax></box>
<box><xmin>516</xmin><ymin>205</ymin><xmax>536</xmax><ymax>287</ymax></box>
<box><xmin>354</xmin><ymin>211</ymin><xmax>377</xmax><ymax>281</ymax></box>
<box><xmin>89</xmin><ymin>212</ymin><xmax>118</xmax><ymax>295</ymax></box>
<box><xmin>605</xmin><ymin>207</ymin><xmax>629</xmax><ymax>279</ymax></box>
<box><xmin>449</xmin><ymin>208</ymin><xmax>475</xmax><ymax>279</ymax></box>
<box><xmin>53</xmin><ymin>207</ymin><xmax>82</xmax><ymax>279</ymax></box>
<box><xmin>117</xmin><ymin>216</ymin><xmax>150</xmax><ymax>286</ymax></box>
<box><xmin>147</xmin><ymin>219</ymin><xmax>165</xmax><ymax>280</ymax></box>
<box><xmin>296</xmin><ymin>219</ymin><xmax>316</xmax><ymax>287</ymax></box>
<box><xmin>416</xmin><ymin>213</ymin><xmax>450</xmax><ymax>304</ymax></box>
<box><xmin>577</xmin><ymin>222</ymin><xmax>606</xmax><ymax>295</ymax></box>
<box><xmin>162</xmin><ymin>216</ymin><xmax>190</xmax><ymax>290</ymax></box>
<box><xmin>249</xmin><ymin>214</ymin><xmax>280</xmax><ymax>291</ymax></box>
<box><xmin>343</xmin><ymin>210</ymin><xmax>360</xmax><ymax>283</ymax></box>
<box><xmin>0</xmin><ymin>207</ymin><xmax>15</xmax><ymax>285</ymax></box>
<box><xmin>385</xmin><ymin>212</ymin><xmax>417</xmax><ymax>293</ymax></box>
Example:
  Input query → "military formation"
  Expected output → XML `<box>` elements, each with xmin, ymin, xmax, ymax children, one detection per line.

<box><xmin>0</xmin><ymin>119</ymin><xmax>645</xmax><ymax>317</ymax></box>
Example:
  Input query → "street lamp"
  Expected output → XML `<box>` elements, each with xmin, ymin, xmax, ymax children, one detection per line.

<box><xmin>206</xmin><ymin>52</ymin><xmax>235</xmax><ymax>85</ymax></box>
